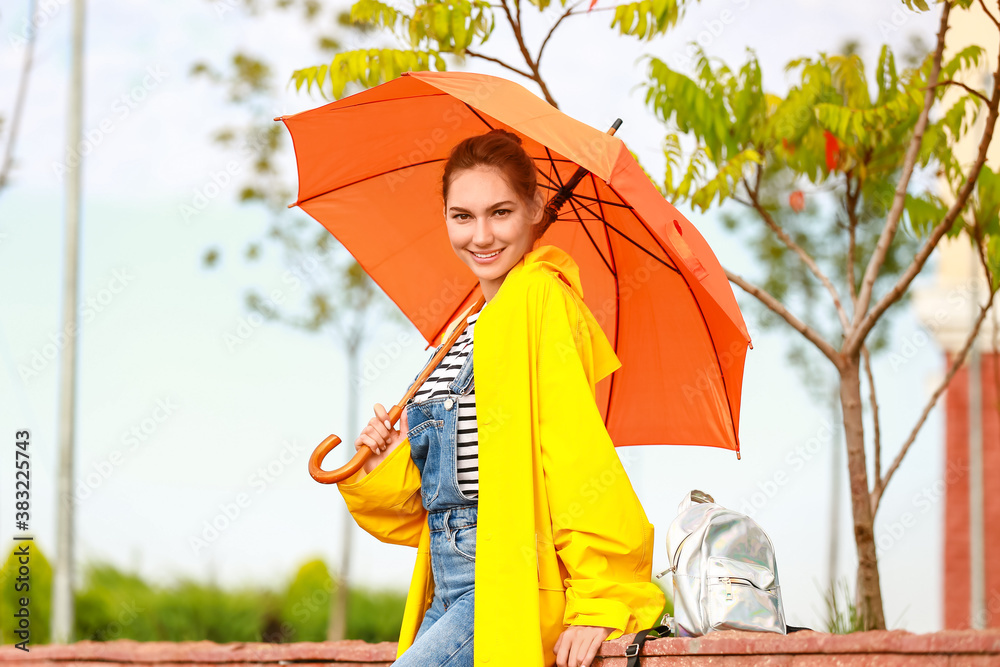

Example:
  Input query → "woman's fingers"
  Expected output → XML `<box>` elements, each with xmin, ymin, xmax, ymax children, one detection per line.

<box><xmin>578</xmin><ymin>633</ymin><xmax>602</xmax><ymax>667</ymax></box>
<box><xmin>369</xmin><ymin>408</ymin><xmax>391</xmax><ymax>441</ymax></box>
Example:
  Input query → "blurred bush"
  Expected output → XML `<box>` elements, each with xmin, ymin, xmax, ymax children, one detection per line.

<box><xmin>1</xmin><ymin>541</ymin><xmax>405</xmax><ymax>644</ymax></box>
<box><xmin>1</xmin><ymin>541</ymin><xmax>53</xmax><ymax>644</ymax></box>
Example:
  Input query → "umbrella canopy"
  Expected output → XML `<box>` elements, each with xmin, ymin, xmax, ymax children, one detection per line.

<box><xmin>275</xmin><ymin>70</ymin><xmax>752</xmax><ymax>456</ymax></box>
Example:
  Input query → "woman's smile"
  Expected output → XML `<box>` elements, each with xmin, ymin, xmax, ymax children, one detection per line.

<box><xmin>444</xmin><ymin>165</ymin><xmax>544</xmax><ymax>302</ymax></box>
<box><xmin>469</xmin><ymin>248</ymin><xmax>504</xmax><ymax>263</ymax></box>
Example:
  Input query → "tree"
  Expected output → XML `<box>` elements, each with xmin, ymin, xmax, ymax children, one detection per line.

<box><xmin>637</xmin><ymin>0</ymin><xmax>1000</xmax><ymax>629</ymax></box>
<box><xmin>290</xmin><ymin>0</ymin><xmax>699</xmax><ymax>107</ymax></box>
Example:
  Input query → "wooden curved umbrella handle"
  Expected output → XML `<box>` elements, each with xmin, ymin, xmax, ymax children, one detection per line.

<box><xmin>308</xmin><ymin>404</ymin><xmax>403</xmax><ymax>484</ymax></box>
<box><xmin>308</xmin><ymin>295</ymin><xmax>487</xmax><ymax>485</ymax></box>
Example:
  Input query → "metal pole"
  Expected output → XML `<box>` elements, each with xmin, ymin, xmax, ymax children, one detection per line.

<box><xmin>329</xmin><ymin>336</ymin><xmax>360</xmax><ymax>640</ymax></box>
<box><xmin>968</xmin><ymin>263</ymin><xmax>986</xmax><ymax>630</ymax></box>
<box><xmin>52</xmin><ymin>0</ymin><xmax>85</xmax><ymax>643</ymax></box>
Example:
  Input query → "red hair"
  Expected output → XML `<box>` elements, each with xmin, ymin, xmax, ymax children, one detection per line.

<box><xmin>441</xmin><ymin>129</ymin><xmax>550</xmax><ymax>241</ymax></box>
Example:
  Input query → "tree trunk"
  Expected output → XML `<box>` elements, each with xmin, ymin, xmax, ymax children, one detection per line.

<box><xmin>838</xmin><ymin>354</ymin><xmax>886</xmax><ymax>630</ymax></box>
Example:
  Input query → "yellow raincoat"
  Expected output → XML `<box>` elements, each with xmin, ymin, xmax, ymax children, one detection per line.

<box><xmin>338</xmin><ymin>244</ymin><xmax>666</xmax><ymax>666</ymax></box>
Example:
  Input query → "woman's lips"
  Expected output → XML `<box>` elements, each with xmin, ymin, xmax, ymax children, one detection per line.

<box><xmin>469</xmin><ymin>248</ymin><xmax>503</xmax><ymax>264</ymax></box>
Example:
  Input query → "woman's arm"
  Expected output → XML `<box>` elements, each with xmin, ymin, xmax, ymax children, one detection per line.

<box><xmin>533</xmin><ymin>277</ymin><xmax>666</xmax><ymax>640</ymax></box>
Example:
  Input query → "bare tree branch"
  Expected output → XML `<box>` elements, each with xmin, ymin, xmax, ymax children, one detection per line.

<box><xmin>463</xmin><ymin>49</ymin><xmax>533</xmax><ymax>79</ymax></box>
<box><xmin>538</xmin><ymin>0</ymin><xmax>584</xmax><ymax>65</ymax></box>
<box><xmin>978</xmin><ymin>0</ymin><xmax>1000</xmax><ymax>28</ymax></box>
<box><xmin>930</xmin><ymin>78</ymin><xmax>991</xmax><ymax>105</ymax></box>
<box><xmin>873</xmin><ymin>274</ymin><xmax>998</xmax><ymax>512</ymax></box>
<box><xmin>742</xmin><ymin>173</ymin><xmax>852</xmax><ymax>331</ymax></box>
<box><xmin>497</xmin><ymin>0</ymin><xmax>559</xmax><ymax>107</ymax></box>
<box><xmin>862</xmin><ymin>344</ymin><xmax>882</xmax><ymax>490</ymax></box>
<box><xmin>850</xmin><ymin>1</ymin><xmax>951</xmax><ymax>340</ymax></box>
<box><xmin>725</xmin><ymin>267</ymin><xmax>842</xmax><ymax>366</ymax></box>
<box><xmin>0</xmin><ymin>0</ymin><xmax>38</xmax><ymax>194</ymax></box>
<box><xmin>849</xmin><ymin>44</ymin><xmax>1000</xmax><ymax>356</ymax></box>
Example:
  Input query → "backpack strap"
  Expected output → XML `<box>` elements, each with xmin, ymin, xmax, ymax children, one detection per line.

<box><xmin>624</xmin><ymin>624</ymin><xmax>671</xmax><ymax>667</ymax></box>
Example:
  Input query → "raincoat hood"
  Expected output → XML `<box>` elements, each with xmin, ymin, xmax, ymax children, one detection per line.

<box><xmin>338</xmin><ymin>244</ymin><xmax>666</xmax><ymax>666</ymax></box>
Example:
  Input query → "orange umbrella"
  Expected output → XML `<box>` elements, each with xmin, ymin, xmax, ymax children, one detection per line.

<box><xmin>275</xmin><ymin>70</ymin><xmax>752</xmax><ymax>468</ymax></box>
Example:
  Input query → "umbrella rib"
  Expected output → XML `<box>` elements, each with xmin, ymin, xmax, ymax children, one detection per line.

<box><xmin>566</xmin><ymin>197</ymin><xmax>614</xmax><ymax>275</ymax></box>
<box><xmin>293</xmin><ymin>157</ymin><xmax>447</xmax><ymax>207</ymax></box>
<box><xmin>463</xmin><ymin>102</ymin><xmax>496</xmax><ymax>131</ymax></box>
<box><xmin>589</xmin><ymin>172</ymin><xmax>619</xmax><ymax>425</ymax></box>
<box><xmin>567</xmin><ymin>193</ymin><xmax>680</xmax><ymax>275</ymax></box>
<box><xmin>605</xmin><ymin>181</ymin><xmax>741</xmax><ymax>451</ymax></box>
<box><xmin>560</xmin><ymin>191</ymin><xmax>635</xmax><ymax>209</ymax></box>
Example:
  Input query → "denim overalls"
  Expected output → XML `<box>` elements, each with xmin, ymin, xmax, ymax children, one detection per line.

<box><xmin>392</xmin><ymin>339</ymin><xmax>478</xmax><ymax>667</ymax></box>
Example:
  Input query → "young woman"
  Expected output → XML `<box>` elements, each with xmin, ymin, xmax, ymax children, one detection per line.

<box><xmin>338</xmin><ymin>129</ymin><xmax>665</xmax><ymax>667</ymax></box>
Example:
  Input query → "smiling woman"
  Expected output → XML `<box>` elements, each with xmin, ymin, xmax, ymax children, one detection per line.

<box><xmin>340</xmin><ymin>129</ymin><xmax>665</xmax><ymax>667</ymax></box>
<box><xmin>441</xmin><ymin>131</ymin><xmax>547</xmax><ymax>303</ymax></box>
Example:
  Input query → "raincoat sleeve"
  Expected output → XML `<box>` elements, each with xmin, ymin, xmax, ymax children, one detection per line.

<box><xmin>336</xmin><ymin>437</ymin><xmax>427</xmax><ymax>548</ymax></box>
<box><xmin>533</xmin><ymin>276</ymin><xmax>665</xmax><ymax>641</ymax></box>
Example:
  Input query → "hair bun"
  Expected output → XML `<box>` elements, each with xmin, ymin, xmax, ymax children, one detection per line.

<box><xmin>487</xmin><ymin>128</ymin><xmax>522</xmax><ymax>146</ymax></box>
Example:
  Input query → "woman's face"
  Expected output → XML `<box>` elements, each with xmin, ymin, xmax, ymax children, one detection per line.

<box><xmin>444</xmin><ymin>165</ymin><xmax>542</xmax><ymax>302</ymax></box>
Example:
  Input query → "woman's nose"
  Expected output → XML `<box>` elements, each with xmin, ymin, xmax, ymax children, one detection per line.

<box><xmin>472</xmin><ymin>218</ymin><xmax>493</xmax><ymax>246</ymax></box>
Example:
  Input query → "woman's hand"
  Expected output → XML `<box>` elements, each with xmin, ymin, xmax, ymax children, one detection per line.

<box><xmin>553</xmin><ymin>624</ymin><xmax>615</xmax><ymax>667</ymax></box>
<box><xmin>355</xmin><ymin>402</ymin><xmax>409</xmax><ymax>474</ymax></box>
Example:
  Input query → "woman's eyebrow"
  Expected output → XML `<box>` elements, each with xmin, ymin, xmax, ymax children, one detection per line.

<box><xmin>449</xmin><ymin>200</ymin><xmax>517</xmax><ymax>213</ymax></box>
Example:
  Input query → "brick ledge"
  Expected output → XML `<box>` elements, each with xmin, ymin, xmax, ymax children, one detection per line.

<box><xmin>1</xmin><ymin>630</ymin><xmax>998</xmax><ymax>664</ymax></box>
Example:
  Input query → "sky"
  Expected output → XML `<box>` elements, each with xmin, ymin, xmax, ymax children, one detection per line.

<box><xmin>0</xmin><ymin>0</ymin><xmax>956</xmax><ymax>636</ymax></box>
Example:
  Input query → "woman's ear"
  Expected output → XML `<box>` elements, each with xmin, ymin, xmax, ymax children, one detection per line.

<box><xmin>533</xmin><ymin>189</ymin><xmax>546</xmax><ymax>225</ymax></box>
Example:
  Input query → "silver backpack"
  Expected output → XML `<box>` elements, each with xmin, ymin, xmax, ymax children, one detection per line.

<box><xmin>656</xmin><ymin>490</ymin><xmax>787</xmax><ymax>637</ymax></box>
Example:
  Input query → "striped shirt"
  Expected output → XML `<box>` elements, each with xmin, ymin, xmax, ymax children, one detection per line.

<box><xmin>412</xmin><ymin>312</ymin><xmax>479</xmax><ymax>499</ymax></box>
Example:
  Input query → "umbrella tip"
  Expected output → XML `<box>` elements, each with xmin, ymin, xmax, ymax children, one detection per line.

<box><xmin>273</xmin><ymin>116</ymin><xmax>283</xmax><ymax>121</ymax></box>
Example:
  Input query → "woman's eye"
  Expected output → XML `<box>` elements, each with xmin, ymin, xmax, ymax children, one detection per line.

<box><xmin>494</xmin><ymin>209</ymin><xmax>510</xmax><ymax>217</ymax></box>
<box><xmin>453</xmin><ymin>213</ymin><xmax>470</xmax><ymax>220</ymax></box>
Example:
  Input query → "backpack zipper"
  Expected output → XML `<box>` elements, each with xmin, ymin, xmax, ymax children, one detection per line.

<box><xmin>720</xmin><ymin>576</ymin><xmax>760</xmax><ymax>601</ymax></box>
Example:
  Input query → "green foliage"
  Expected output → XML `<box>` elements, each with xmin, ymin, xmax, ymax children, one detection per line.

<box><xmin>280</xmin><ymin>558</ymin><xmax>335</xmax><ymax>641</ymax></box>
<box><xmin>610</xmin><ymin>0</ymin><xmax>693</xmax><ymax>41</ymax></box>
<box><xmin>0</xmin><ymin>542</ymin><xmax>52</xmax><ymax>644</ymax></box>
<box><xmin>346</xmin><ymin>586</ymin><xmax>409</xmax><ymax>643</ymax></box>
<box><xmin>969</xmin><ymin>166</ymin><xmax>1000</xmax><ymax>290</ymax></box>
<box><xmin>291</xmin><ymin>0</ymin><xmax>698</xmax><ymax>100</ymax></box>
<box><xmin>823</xmin><ymin>578</ymin><xmax>866</xmax><ymax>634</ymax></box>
<box><xmin>74</xmin><ymin>563</ymin><xmax>278</xmax><ymax>642</ymax></box>
<box><xmin>641</xmin><ymin>35</ymin><xmax>994</xmax><ymax>391</ymax></box>
<box><xmin>292</xmin><ymin>49</ymin><xmax>448</xmax><ymax>98</ymax></box>
<box><xmin>0</xmin><ymin>543</ymin><xmax>405</xmax><ymax>645</ymax></box>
